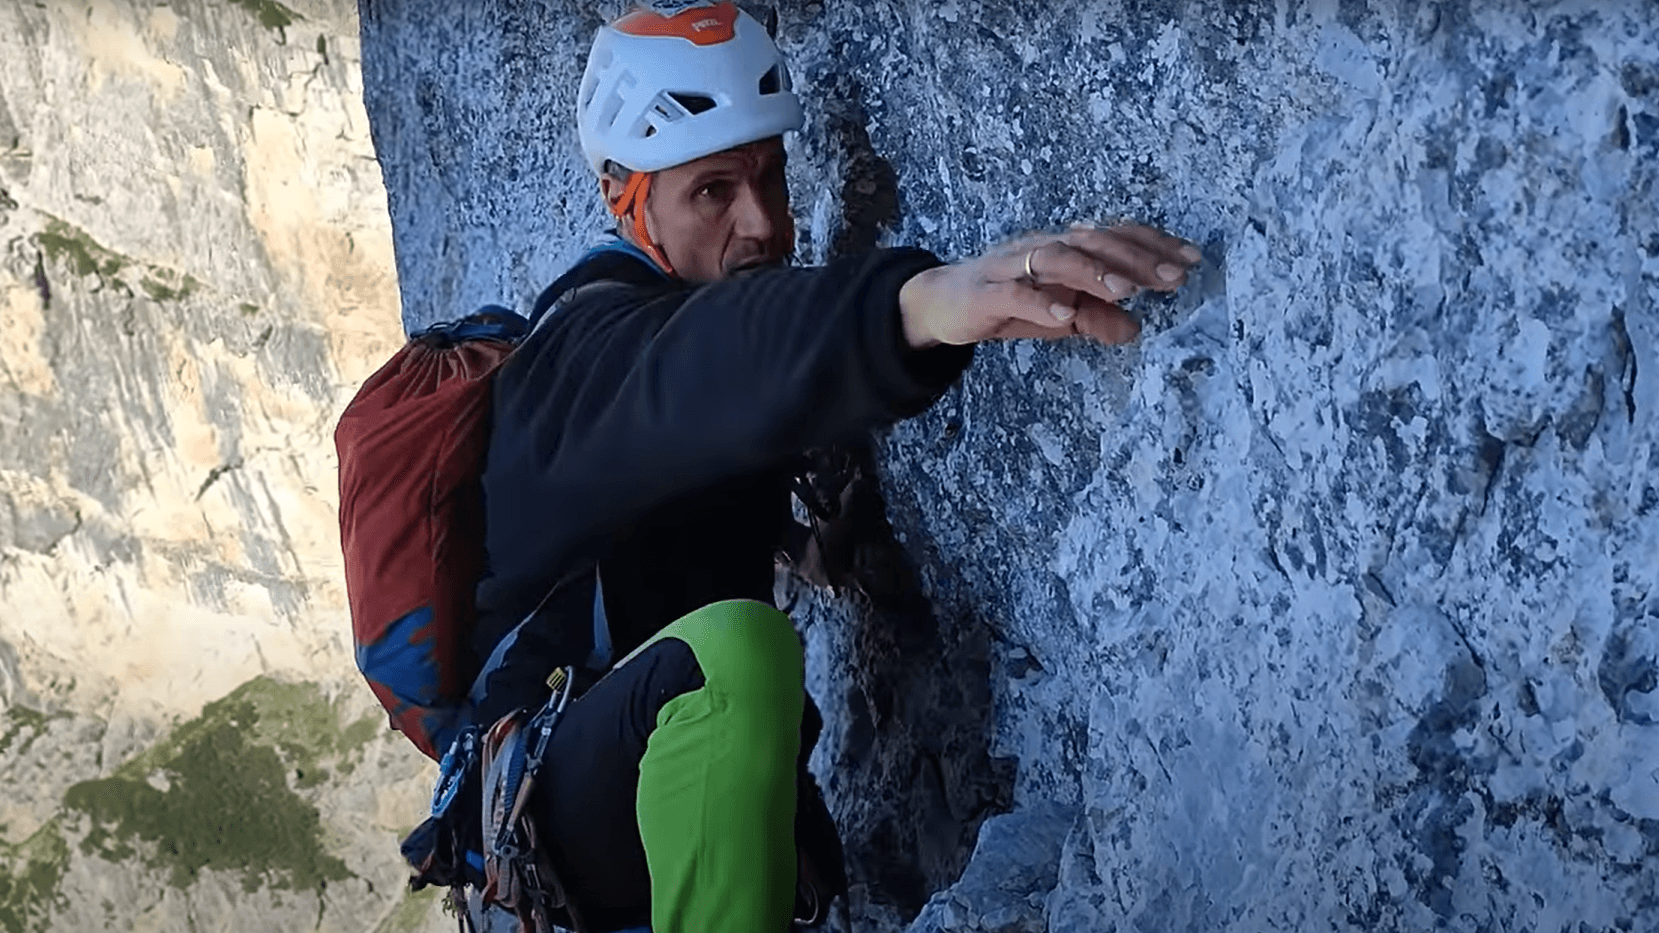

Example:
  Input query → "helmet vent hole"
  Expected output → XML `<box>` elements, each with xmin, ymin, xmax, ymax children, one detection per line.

<box><xmin>758</xmin><ymin>65</ymin><xmax>780</xmax><ymax>95</ymax></box>
<box><xmin>667</xmin><ymin>92</ymin><xmax>717</xmax><ymax>115</ymax></box>
<box><xmin>597</xmin><ymin>91</ymin><xmax>626</xmax><ymax>131</ymax></box>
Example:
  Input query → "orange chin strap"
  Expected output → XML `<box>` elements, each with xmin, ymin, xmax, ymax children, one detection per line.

<box><xmin>609</xmin><ymin>171</ymin><xmax>676</xmax><ymax>277</ymax></box>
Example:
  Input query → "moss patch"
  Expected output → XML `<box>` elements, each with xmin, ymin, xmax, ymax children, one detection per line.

<box><xmin>371</xmin><ymin>886</ymin><xmax>442</xmax><ymax>933</ymax></box>
<box><xmin>139</xmin><ymin>268</ymin><xmax>199</xmax><ymax>303</ymax></box>
<box><xmin>36</xmin><ymin>215</ymin><xmax>213</xmax><ymax>307</ymax></box>
<box><xmin>0</xmin><ymin>823</ymin><xmax>70</xmax><ymax>933</ymax></box>
<box><xmin>62</xmin><ymin>677</ymin><xmax>376</xmax><ymax>893</ymax></box>
<box><xmin>224</xmin><ymin>0</ymin><xmax>300</xmax><ymax>32</ymax></box>
<box><xmin>218</xmin><ymin>677</ymin><xmax>380</xmax><ymax>780</ymax></box>
<box><xmin>0</xmin><ymin>707</ymin><xmax>61</xmax><ymax>757</ymax></box>
<box><xmin>35</xmin><ymin>220</ymin><xmax>127</xmax><ymax>281</ymax></box>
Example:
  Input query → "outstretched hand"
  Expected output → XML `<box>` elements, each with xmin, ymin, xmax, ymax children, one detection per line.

<box><xmin>898</xmin><ymin>223</ymin><xmax>1201</xmax><ymax>348</ymax></box>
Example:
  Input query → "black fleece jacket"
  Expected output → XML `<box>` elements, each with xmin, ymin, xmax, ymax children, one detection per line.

<box><xmin>471</xmin><ymin>247</ymin><xmax>973</xmax><ymax>722</ymax></box>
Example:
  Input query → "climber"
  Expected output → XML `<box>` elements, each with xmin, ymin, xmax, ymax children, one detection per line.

<box><xmin>465</xmin><ymin>3</ymin><xmax>1202</xmax><ymax>932</ymax></box>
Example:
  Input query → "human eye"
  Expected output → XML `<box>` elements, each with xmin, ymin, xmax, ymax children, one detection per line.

<box><xmin>695</xmin><ymin>180</ymin><xmax>733</xmax><ymax>202</ymax></box>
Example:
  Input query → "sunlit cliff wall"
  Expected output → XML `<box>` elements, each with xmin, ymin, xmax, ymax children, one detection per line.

<box><xmin>0</xmin><ymin>2</ymin><xmax>449</xmax><ymax>930</ymax></box>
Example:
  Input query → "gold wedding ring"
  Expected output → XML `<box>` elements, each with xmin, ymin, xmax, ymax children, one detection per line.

<box><xmin>1024</xmin><ymin>247</ymin><xmax>1039</xmax><ymax>285</ymax></box>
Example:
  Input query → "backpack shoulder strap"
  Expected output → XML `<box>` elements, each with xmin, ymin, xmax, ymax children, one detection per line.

<box><xmin>530</xmin><ymin>281</ymin><xmax>633</xmax><ymax>337</ymax></box>
<box><xmin>529</xmin><ymin>237</ymin><xmax>671</xmax><ymax>330</ymax></box>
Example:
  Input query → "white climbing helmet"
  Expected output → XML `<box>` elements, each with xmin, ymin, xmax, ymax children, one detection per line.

<box><xmin>577</xmin><ymin>1</ymin><xmax>805</xmax><ymax>175</ymax></box>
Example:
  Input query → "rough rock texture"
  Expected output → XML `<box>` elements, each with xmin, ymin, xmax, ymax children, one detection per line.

<box><xmin>0</xmin><ymin>2</ymin><xmax>448</xmax><ymax>930</ymax></box>
<box><xmin>361</xmin><ymin>1</ymin><xmax>1659</xmax><ymax>932</ymax></box>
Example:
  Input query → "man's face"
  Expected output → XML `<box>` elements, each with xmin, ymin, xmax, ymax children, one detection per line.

<box><xmin>607</xmin><ymin>137</ymin><xmax>793</xmax><ymax>283</ymax></box>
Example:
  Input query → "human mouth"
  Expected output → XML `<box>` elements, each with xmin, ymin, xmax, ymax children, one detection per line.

<box><xmin>729</xmin><ymin>257</ymin><xmax>783</xmax><ymax>275</ymax></box>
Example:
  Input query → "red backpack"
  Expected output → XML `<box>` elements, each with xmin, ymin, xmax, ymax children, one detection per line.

<box><xmin>335</xmin><ymin>309</ymin><xmax>529</xmax><ymax>759</ymax></box>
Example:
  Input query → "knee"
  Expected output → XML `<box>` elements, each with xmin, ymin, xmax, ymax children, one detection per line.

<box><xmin>675</xmin><ymin>599</ymin><xmax>804</xmax><ymax>701</ymax></box>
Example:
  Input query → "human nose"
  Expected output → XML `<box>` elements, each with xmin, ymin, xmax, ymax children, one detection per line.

<box><xmin>731</xmin><ymin>182</ymin><xmax>777</xmax><ymax>242</ymax></box>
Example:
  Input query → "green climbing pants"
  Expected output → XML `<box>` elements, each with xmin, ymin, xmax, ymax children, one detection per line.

<box><xmin>628</xmin><ymin>599</ymin><xmax>805</xmax><ymax>933</ymax></box>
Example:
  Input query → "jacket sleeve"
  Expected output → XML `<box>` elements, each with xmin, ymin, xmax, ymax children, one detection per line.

<box><xmin>477</xmin><ymin>247</ymin><xmax>972</xmax><ymax>640</ymax></box>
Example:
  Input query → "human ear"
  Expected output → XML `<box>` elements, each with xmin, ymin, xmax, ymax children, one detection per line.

<box><xmin>598</xmin><ymin>174</ymin><xmax>626</xmax><ymax>212</ymax></box>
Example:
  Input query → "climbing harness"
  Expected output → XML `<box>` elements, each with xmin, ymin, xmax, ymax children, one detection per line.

<box><xmin>407</xmin><ymin>666</ymin><xmax>588</xmax><ymax>933</ymax></box>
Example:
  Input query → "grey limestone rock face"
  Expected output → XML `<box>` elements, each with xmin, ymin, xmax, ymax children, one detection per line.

<box><xmin>904</xmin><ymin>803</ymin><xmax>1077</xmax><ymax>933</ymax></box>
<box><xmin>360</xmin><ymin>1</ymin><xmax>1659</xmax><ymax>931</ymax></box>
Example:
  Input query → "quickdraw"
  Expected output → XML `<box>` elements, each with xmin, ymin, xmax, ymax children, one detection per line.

<box><xmin>479</xmin><ymin>666</ymin><xmax>586</xmax><ymax>933</ymax></box>
<box><xmin>430</xmin><ymin>726</ymin><xmax>480</xmax><ymax>820</ymax></box>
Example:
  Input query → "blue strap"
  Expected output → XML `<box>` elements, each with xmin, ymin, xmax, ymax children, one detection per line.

<box><xmin>586</xmin><ymin>566</ymin><xmax>614</xmax><ymax>671</ymax></box>
<box><xmin>430</xmin><ymin>726</ymin><xmax>479</xmax><ymax>817</ymax></box>
<box><xmin>527</xmin><ymin>233</ymin><xmax>671</xmax><ymax>330</ymax></box>
<box><xmin>411</xmin><ymin>304</ymin><xmax>530</xmax><ymax>344</ymax></box>
<box><xmin>467</xmin><ymin>571</ymin><xmax>611</xmax><ymax>715</ymax></box>
<box><xmin>579</xmin><ymin>235</ymin><xmax>669</xmax><ymax>279</ymax></box>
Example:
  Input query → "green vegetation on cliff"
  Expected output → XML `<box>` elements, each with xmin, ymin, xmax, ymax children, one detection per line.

<box><xmin>0</xmin><ymin>823</ymin><xmax>69</xmax><ymax>933</ymax></box>
<box><xmin>36</xmin><ymin>220</ymin><xmax>128</xmax><ymax>281</ymax></box>
<box><xmin>0</xmin><ymin>707</ymin><xmax>61</xmax><ymax>757</ymax></box>
<box><xmin>138</xmin><ymin>267</ymin><xmax>200</xmax><ymax>303</ymax></box>
<box><xmin>224</xmin><ymin>0</ymin><xmax>300</xmax><ymax>33</ymax></box>
<box><xmin>371</xmin><ymin>886</ymin><xmax>442</xmax><ymax>933</ymax></box>
<box><xmin>63</xmin><ymin>677</ymin><xmax>377</xmax><ymax>893</ymax></box>
<box><xmin>35</xmin><ymin>216</ymin><xmax>202</xmax><ymax>304</ymax></box>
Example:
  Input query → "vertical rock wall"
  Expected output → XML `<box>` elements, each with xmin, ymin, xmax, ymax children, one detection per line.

<box><xmin>360</xmin><ymin>1</ymin><xmax>1659</xmax><ymax>931</ymax></box>
<box><xmin>0</xmin><ymin>2</ymin><xmax>446</xmax><ymax>930</ymax></box>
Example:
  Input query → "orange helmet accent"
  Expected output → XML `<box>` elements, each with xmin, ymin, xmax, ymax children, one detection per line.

<box><xmin>613</xmin><ymin>2</ymin><xmax>739</xmax><ymax>47</ymax></box>
<box><xmin>609</xmin><ymin>171</ymin><xmax>676</xmax><ymax>277</ymax></box>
